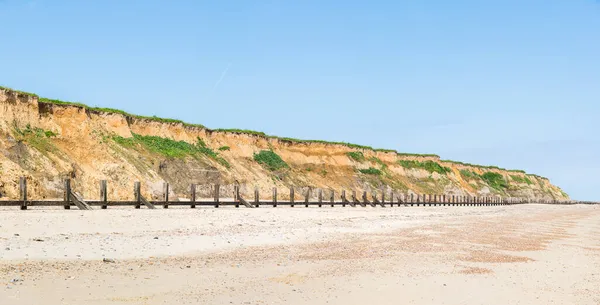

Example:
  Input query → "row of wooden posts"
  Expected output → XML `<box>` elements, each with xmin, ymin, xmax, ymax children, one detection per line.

<box><xmin>0</xmin><ymin>178</ymin><xmax>584</xmax><ymax>210</ymax></box>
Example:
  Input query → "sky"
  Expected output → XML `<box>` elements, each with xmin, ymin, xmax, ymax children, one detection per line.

<box><xmin>1</xmin><ymin>0</ymin><xmax>599</xmax><ymax>200</ymax></box>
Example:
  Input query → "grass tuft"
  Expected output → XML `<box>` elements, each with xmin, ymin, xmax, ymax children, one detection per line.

<box><xmin>398</xmin><ymin>160</ymin><xmax>451</xmax><ymax>175</ymax></box>
<box><xmin>481</xmin><ymin>172</ymin><xmax>508</xmax><ymax>190</ymax></box>
<box><xmin>253</xmin><ymin>150</ymin><xmax>289</xmax><ymax>171</ymax></box>
<box><xmin>359</xmin><ymin>167</ymin><xmax>382</xmax><ymax>175</ymax></box>
<box><xmin>112</xmin><ymin>133</ymin><xmax>229</xmax><ymax>167</ymax></box>
<box><xmin>346</xmin><ymin>151</ymin><xmax>366</xmax><ymax>162</ymax></box>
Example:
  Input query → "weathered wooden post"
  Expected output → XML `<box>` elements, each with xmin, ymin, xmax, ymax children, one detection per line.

<box><xmin>352</xmin><ymin>190</ymin><xmax>357</xmax><ymax>207</ymax></box>
<box><xmin>100</xmin><ymin>180</ymin><xmax>107</xmax><ymax>209</ymax></box>
<box><xmin>410</xmin><ymin>193</ymin><xmax>414</xmax><ymax>206</ymax></box>
<box><xmin>290</xmin><ymin>187</ymin><xmax>295</xmax><ymax>207</ymax></box>
<box><xmin>341</xmin><ymin>190</ymin><xmax>346</xmax><ymax>207</ymax></box>
<box><xmin>381</xmin><ymin>188</ymin><xmax>386</xmax><ymax>206</ymax></box>
<box><xmin>64</xmin><ymin>179</ymin><xmax>71</xmax><ymax>210</ymax></box>
<box><xmin>273</xmin><ymin>187</ymin><xmax>277</xmax><ymax>207</ymax></box>
<box><xmin>318</xmin><ymin>189</ymin><xmax>323</xmax><ymax>207</ymax></box>
<box><xmin>214</xmin><ymin>184</ymin><xmax>220</xmax><ymax>208</ymax></box>
<box><xmin>234</xmin><ymin>185</ymin><xmax>239</xmax><ymax>208</ymax></box>
<box><xmin>163</xmin><ymin>182</ymin><xmax>169</xmax><ymax>209</ymax></box>
<box><xmin>389</xmin><ymin>192</ymin><xmax>394</xmax><ymax>207</ymax></box>
<box><xmin>305</xmin><ymin>188</ymin><xmax>311</xmax><ymax>207</ymax></box>
<box><xmin>363</xmin><ymin>191</ymin><xmax>368</xmax><ymax>206</ymax></box>
<box><xmin>190</xmin><ymin>184</ymin><xmax>196</xmax><ymax>209</ymax></box>
<box><xmin>330</xmin><ymin>189</ymin><xmax>335</xmax><ymax>207</ymax></box>
<box><xmin>254</xmin><ymin>186</ymin><xmax>259</xmax><ymax>208</ymax></box>
<box><xmin>134</xmin><ymin>182</ymin><xmax>141</xmax><ymax>209</ymax></box>
<box><xmin>19</xmin><ymin>177</ymin><xmax>27</xmax><ymax>210</ymax></box>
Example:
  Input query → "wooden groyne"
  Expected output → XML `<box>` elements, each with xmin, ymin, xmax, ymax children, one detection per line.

<box><xmin>0</xmin><ymin>178</ymin><xmax>590</xmax><ymax>211</ymax></box>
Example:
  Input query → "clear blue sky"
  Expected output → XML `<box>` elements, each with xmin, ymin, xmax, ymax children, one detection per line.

<box><xmin>1</xmin><ymin>0</ymin><xmax>599</xmax><ymax>200</ymax></box>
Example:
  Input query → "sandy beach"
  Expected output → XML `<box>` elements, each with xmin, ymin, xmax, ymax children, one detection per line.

<box><xmin>1</xmin><ymin>204</ymin><xmax>599</xmax><ymax>305</ymax></box>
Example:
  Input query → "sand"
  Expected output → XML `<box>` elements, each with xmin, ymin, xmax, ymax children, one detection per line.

<box><xmin>0</xmin><ymin>204</ymin><xmax>599</xmax><ymax>304</ymax></box>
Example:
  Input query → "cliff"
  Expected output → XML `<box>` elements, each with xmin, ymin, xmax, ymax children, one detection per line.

<box><xmin>0</xmin><ymin>87</ymin><xmax>569</xmax><ymax>201</ymax></box>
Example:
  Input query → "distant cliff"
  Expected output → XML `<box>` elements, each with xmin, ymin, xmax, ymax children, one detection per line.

<box><xmin>0</xmin><ymin>87</ymin><xmax>569</xmax><ymax>201</ymax></box>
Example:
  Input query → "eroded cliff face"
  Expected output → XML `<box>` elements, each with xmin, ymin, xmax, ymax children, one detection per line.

<box><xmin>0</xmin><ymin>88</ymin><xmax>569</xmax><ymax>201</ymax></box>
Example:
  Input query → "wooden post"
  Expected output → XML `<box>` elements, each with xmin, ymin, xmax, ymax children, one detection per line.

<box><xmin>190</xmin><ymin>184</ymin><xmax>196</xmax><ymax>209</ymax></box>
<box><xmin>362</xmin><ymin>191</ymin><xmax>368</xmax><ymax>206</ymax></box>
<box><xmin>318</xmin><ymin>189</ymin><xmax>322</xmax><ymax>207</ymax></box>
<box><xmin>381</xmin><ymin>189</ymin><xmax>386</xmax><ymax>206</ymax></box>
<box><xmin>389</xmin><ymin>192</ymin><xmax>394</xmax><ymax>207</ymax></box>
<box><xmin>64</xmin><ymin>179</ymin><xmax>71</xmax><ymax>209</ymax></box>
<box><xmin>19</xmin><ymin>177</ymin><xmax>27</xmax><ymax>210</ymax></box>
<box><xmin>330</xmin><ymin>189</ymin><xmax>335</xmax><ymax>207</ymax></box>
<box><xmin>163</xmin><ymin>182</ymin><xmax>169</xmax><ymax>209</ymax></box>
<box><xmin>214</xmin><ymin>184</ymin><xmax>220</xmax><ymax>208</ymax></box>
<box><xmin>411</xmin><ymin>193</ymin><xmax>414</xmax><ymax>206</ymax></box>
<box><xmin>342</xmin><ymin>190</ymin><xmax>346</xmax><ymax>207</ymax></box>
<box><xmin>134</xmin><ymin>182</ymin><xmax>141</xmax><ymax>209</ymax></box>
<box><xmin>234</xmin><ymin>185</ymin><xmax>239</xmax><ymax>208</ymax></box>
<box><xmin>254</xmin><ymin>187</ymin><xmax>259</xmax><ymax>208</ymax></box>
<box><xmin>100</xmin><ymin>180</ymin><xmax>107</xmax><ymax>209</ymax></box>
<box><xmin>290</xmin><ymin>187</ymin><xmax>295</xmax><ymax>207</ymax></box>
<box><xmin>273</xmin><ymin>187</ymin><xmax>277</xmax><ymax>207</ymax></box>
<box><xmin>305</xmin><ymin>188</ymin><xmax>311</xmax><ymax>207</ymax></box>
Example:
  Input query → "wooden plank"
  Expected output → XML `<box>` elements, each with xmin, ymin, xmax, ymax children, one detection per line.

<box><xmin>239</xmin><ymin>196</ymin><xmax>254</xmax><ymax>208</ymax></box>
<box><xmin>341</xmin><ymin>190</ymin><xmax>347</xmax><ymax>207</ymax></box>
<box><xmin>290</xmin><ymin>188</ymin><xmax>295</xmax><ymax>207</ymax></box>
<box><xmin>273</xmin><ymin>187</ymin><xmax>277</xmax><ymax>207</ymax></box>
<box><xmin>141</xmin><ymin>196</ymin><xmax>156</xmax><ymax>209</ymax></box>
<box><xmin>100</xmin><ymin>180</ymin><xmax>107</xmax><ymax>209</ymax></box>
<box><xmin>70</xmin><ymin>191</ymin><xmax>92</xmax><ymax>210</ymax></box>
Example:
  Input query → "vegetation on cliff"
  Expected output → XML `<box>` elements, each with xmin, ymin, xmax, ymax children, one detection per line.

<box><xmin>253</xmin><ymin>150</ymin><xmax>289</xmax><ymax>171</ymax></box>
<box><xmin>398</xmin><ymin>160</ymin><xmax>451</xmax><ymax>175</ymax></box>
<box><xmin>112</xmin><ymin>133</ymin><xmax>229</xmax><ymax>167</ymax></box>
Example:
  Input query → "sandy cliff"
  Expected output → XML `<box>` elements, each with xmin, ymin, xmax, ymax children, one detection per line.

<box><xmin>0</xmin><ymin>87</ymin><xmax>568</xmax><ymax>201</ymax></box>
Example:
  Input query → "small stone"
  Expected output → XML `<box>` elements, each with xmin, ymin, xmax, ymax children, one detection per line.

<box><xmin>103</xmin><ymin>258</ymin><xmax>116</xmax><ymax>263</ymax></box>
<box><xmin>153</xmin><ymin>237</ymin><xmax>159</xmax><ymax>240</ymax></box>
<box><xmin>33</xmin><ymin>238</ymin><xmax>44</xmax><ymax>242</ymax></box>
<box><xmin>4</xmin><ymin>247</ymin><xmax>9</xmax><ymax>251</ymax></box>
<box><xmin>14</xmin><ymin>234</ymin><xmax>19</xmax><ymax>237</ymax></box>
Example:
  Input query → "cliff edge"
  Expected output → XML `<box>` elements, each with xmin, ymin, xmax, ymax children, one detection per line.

<box><xmin>0</xmin><ymin>87</ymin><xmax>569</xmax><ymax>201</ymax></box>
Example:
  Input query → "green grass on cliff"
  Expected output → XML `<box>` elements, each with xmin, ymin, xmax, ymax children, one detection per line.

<box><xmin>12</xmin><ymin>124</ymin><xmax>58</xmax><ymax>155</ymax></box>
<box><xmin>346</xmin><ymin>151</ymin><xmax>366</xmax><ymax>162</ymax></box>
<box><xmin>459</xmin><ymin>169</ymin><xmax>480</xmax><ymax>180</ymax></box>
<box><xmin>510</xmin><ymin>174</ymin><xmax>533</xmax><ymax>185</ymax></box>
<box><xmin>398</xmin><ymin>160</ymin><xmax>451</xmax><ymax>175</ymax></box>
<box><xmin>480</xmin><ymin>172</ymin><xmax>508</xmax><ymax>190</ymax></box>
<box><xmin>253</xmin><ymin>150</ymin><xmax>289</xmax><ymax>171</ymax></box>
<box><xmin>359</xmin><ymin>167</ymin><xmax>382</xmax><ymax>175</ymax></box>
<box><xmin>112</xmin><ymin>133</ymin><xmax>229</xmax><ymax>167</ymax></box>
